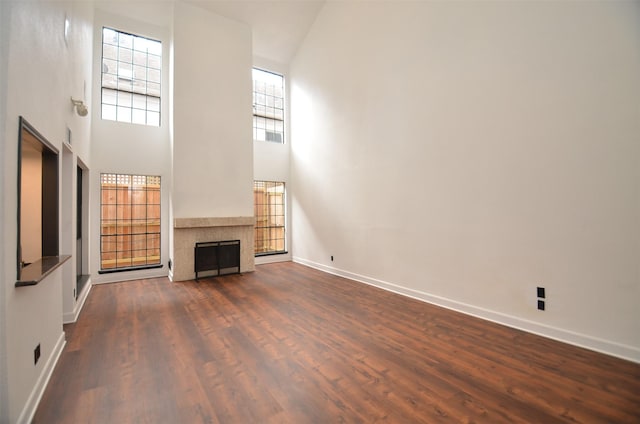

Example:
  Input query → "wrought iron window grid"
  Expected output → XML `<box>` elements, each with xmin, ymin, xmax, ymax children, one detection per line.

<box><xmin>254</xmin><ymin>180</ymin><xmax>286</xmax><ymax>255</ymax></box>
<box><xmin>101</xmin><ymin>27</ymin><xmax>162</xmax><ymax>126</ymax></box>
<box><xmin>99</xmin><ymin>173</ymin><xmax>161</xmax><ymax>272</ymax></box>
<box><xmin>253</xmin><ymin>68</ymin><xmax>285</xmax><ymax>143</ymax></box>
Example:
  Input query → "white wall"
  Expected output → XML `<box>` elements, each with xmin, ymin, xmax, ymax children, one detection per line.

<box><xmin>0</xmin><ymin>1</ymin><xmax>10</xmax><ymax>420</ymax></box>
<box><xmin>1</xmin><ymin>1</ymin><xmax>93</xmax><ymax>421</ymax></box>
<box><xmin>172</xmin><ymin>1</ymin><xmax>253</xmax><ymax>221</ymax></box>
<box><xmin>253</xmin><ymin>56</ymin><xmax>292</xmax><ymax>264</ymax></box>
<box><xmin>291</xmin><ymin>1</ymin><xmax>640</xmax><ymax>361</ymax></box>
<box><xmin>90</xmin><ymin>9</ymin><xmax>172</xmax><ymax>284</ymax></box>
<box><xmin>61</xmin><ymin>1</ymin><xmax>93</xmax><ymax>324</ymax></box>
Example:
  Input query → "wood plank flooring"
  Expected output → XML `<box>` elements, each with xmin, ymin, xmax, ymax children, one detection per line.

<box><xmin>34</xmin><ymin>262</ymin><xmax>640</xmax><ymax>423</ymax></box>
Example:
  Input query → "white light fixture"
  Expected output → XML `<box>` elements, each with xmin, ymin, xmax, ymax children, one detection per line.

<box><xmin>71</xmin><ymin>97</ymin><xmax>88</xmax><ymax>117</ymax></box>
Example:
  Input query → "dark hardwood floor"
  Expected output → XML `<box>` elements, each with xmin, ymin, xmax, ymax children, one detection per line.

<box><xmin>34</xmin><ymin>262</ymin><xmax>640</xmax><ymax>423</ymax></box>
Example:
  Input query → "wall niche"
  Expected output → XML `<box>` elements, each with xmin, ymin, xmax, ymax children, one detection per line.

<box><xmin>16</xmin><ymin>116</ymin><xmax>69</xmax><ymax>286</ymax></box>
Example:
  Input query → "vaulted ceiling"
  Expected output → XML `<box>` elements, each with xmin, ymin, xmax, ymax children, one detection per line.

<box><xmin>185</xmin><ymin>0</ymin><xmax>325</xmax><ymax>64</ymax></box>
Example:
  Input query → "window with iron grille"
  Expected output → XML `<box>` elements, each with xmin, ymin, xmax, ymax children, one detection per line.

<box><xmin>254</xmin><ymin>181</ymin><xmax>286</xmax><ymax>255</ymax></box>
<box><xmin>101</xmin><ymin>27</ymin><xmax>161</xmax><ymax>126</ymax></box>
<box><xmin>253</xmin><ymin>68</ymin><xmax>284</xmax><ymax>143</ymax></box>
<box><xmin>100</xmin><ymin>174</ymin><xmax>161</xmax><ymax>272</ymax></box>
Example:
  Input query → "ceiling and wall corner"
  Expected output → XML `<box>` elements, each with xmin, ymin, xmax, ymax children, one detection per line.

<box><xmin>94</xmin><ymin>0</ymin><xmax>175</xmax><ymax>28</ymax></box>
<box><xmin>184</xmin><ymin>0</ymin><xmax>325</xmax><ymax>64</ymax></box>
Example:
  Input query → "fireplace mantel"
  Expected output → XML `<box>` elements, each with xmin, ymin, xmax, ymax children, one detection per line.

<box><xmin>174</xmin><ymin>216</ymin><xmax>254</xmax><ymax>229</ymax></box>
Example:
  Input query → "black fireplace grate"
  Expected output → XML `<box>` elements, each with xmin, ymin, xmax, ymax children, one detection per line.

<box><xmin>194</xmin><ymin>240</ymin><xmax>240</xmax><ymax>280</ymax></box>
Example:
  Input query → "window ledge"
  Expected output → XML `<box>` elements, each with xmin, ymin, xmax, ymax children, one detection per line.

<box><xmin>98</xmin><ymin>264</ymin><xmax>163</xmax><ymax>274</ymax></box>
<box><xmin>16</xmin><ymin>255</ymin><xmax>71</xmax><ymax>287</ymax></box>
<box><xmin>255</xmin><ymin>251</ymin><xmax>288</xmax><ymax>257</ymax></box>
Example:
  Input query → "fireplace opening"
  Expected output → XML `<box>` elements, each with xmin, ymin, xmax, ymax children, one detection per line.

<box><xmin>194</xmin><ymin>240</ymin><xmax>240</xmax><ymax>280</ymax></box>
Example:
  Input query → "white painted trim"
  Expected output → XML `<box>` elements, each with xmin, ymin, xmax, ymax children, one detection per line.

<box><xmin>63</xmin><ymin>278</ymin><xmax>92</xmax><ymax>324</ymax></box>
<box><xmin>17</xmin><ymin>332</ymin><xmax>66</xmax><ymax>424</ymax></box>
<box><xmin>91</xmin><ymin>268</ymin><xmax>168</xmax><ymax>285</ymax></box>
<box><xmin>293</xmin><ymin>257</ymin><xmax>640</xmax><ymax>364</ymax></box>
<box><xmin>255</xmin><ymin>253</ymin><xmax>292</xmax><ymax>266</ymax></box>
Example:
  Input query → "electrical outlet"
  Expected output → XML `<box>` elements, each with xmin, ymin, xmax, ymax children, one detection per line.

<box><xmin>537</xmin><ymin>287</ymin><xmax>546</xmax><ymax>299</ymax></box>
<box><xmin>34</xmin><ymin>344</ymin><xmax>41</xmax><ymax>365</ymax></box>
<box><xmin>537</xmin><ymin>300</ymin><xmax>545</xmax><ymax>311</ymax></box>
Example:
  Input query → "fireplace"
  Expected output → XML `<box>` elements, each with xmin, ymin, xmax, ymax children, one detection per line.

<box><xmin>172</xmin><ymin>216</ymin><xmax>254</xmax><ymax>282</ymax></box>
<box><xmin>194</xmin><ymin>240</ymin><xmax>240</xmax><ymax>280</ymax></box>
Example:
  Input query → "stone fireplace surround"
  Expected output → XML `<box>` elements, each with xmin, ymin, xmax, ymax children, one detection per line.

<box><xmin>172</xmin><ymin>216</ymin><xmax>255</xmax><ymax>281</ymax></box>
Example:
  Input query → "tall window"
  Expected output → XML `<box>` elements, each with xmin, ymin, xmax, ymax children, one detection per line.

<box><xmin>254</xmin><ymin>181</ymin><xmax>286</xmax><ymax>255</ymax></box>
<box><xmin>100</xmin><ymin>174</ymin><xmax>161</xmax><ymax>272</ymax></box>
<box><xmin>253</xmin><ymin>68</ymin><xmax>284</xmax><ymax>143</ymax></box>
<box><xmin>101</xmin><ymin>27</ymin><xmax>161</xmax><ymax>126</ymax></box>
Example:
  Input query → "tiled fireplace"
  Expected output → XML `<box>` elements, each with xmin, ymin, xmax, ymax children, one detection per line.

<box><xmin>171</xmin><ymin>216</ymin><xmax>254</xmax><ymax>281</ymax></box>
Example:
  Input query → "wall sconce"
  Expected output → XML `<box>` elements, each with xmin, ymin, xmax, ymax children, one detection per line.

<box><xmin>70</xmin><ymin>97</ymin><xmax>88</xmax><ymax>117</ymax></box>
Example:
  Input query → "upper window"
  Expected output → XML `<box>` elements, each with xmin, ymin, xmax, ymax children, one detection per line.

<box><xmin>101</xmin><ymin>27</ymin><xmax>161</xmax><ymax>126</ymax></box>
<box><xmin>253</xmin><ymin>68</ymin><xmax>284</xmax><ymax>143</ymax></box>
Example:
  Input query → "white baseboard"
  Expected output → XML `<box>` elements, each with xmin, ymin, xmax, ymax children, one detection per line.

<box><xmin>17</xmin><ymin>332</ymin><xmax>66</xmax><ymax>424</ymax></box>
<box><xmin>63</xmin><ymin>278</ymin><xmax>92</xmax><ymax>324</ymax></box>
<box><xmin>293</xmin><ymin>257</ymin><xmax>640</xmax><ymax>364</ymax></box>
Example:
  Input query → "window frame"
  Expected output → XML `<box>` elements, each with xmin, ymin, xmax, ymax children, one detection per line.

<box><xmin>99</xmin><ymin>173</ymin><xmax>162</xmax><ymax>274</ymax></box>
<box><xmin>252</xmin><ymin>67</ymin><xmax>285</xmax><ymax>144</ymax></box>
<box><xmin>254</xmin><ymin>181</ymin><xmax>287</xmax><ymax>256</ymax></box>
<box><xmin>100</xmin><ymin>27</ymin><xmax>162</xmax><ymax>127</ymax></box>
